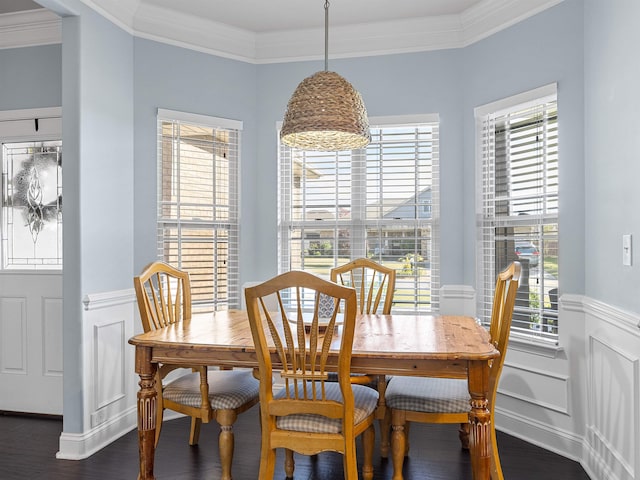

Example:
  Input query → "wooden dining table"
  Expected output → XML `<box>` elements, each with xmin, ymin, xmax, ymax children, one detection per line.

<box><xmin>129</xmin><ymin>310</ymin><xmax>500</xmax><ymax>480</ymax></box>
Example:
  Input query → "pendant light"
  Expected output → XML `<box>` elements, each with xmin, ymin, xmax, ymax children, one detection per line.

<box><xmin>280</xmin><ymin>0</ymin><xmax>370</xmax><ymax>152</ymax></box>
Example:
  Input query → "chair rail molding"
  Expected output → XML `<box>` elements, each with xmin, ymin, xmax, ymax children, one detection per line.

<box><xmin>438</xmin><ymin>284</ymin><xmax>476</xmax><ymax>317</ymax></box>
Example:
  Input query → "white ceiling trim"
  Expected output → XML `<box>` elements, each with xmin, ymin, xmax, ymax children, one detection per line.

<box><xmin>0</xmin><ymin>9</ymin><xmax>61</xmax><ymax>49</ymax></box>
<box><xmin>460</xmin><ymin>0</ymin><xmax>564</xmax><ymax>47</ymax></box>
<box><xmin>133</xmin><ymin>2</ymin><xmax>257</xmax><ymax>63</ymax></box>
<box><xmin>3</xmin><ymin>0</ymin><xmax>564</xmax><ymax>62</ymax></box>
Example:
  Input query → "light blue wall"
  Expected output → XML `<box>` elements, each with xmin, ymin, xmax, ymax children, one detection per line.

<box><xmin>584</xmin><ymin>0</ymin><xmax>640</xmax><ymax>312</ymax></box>
<box><xmin>132</xmin><ymin>39</ymin><xmax>258</xmax><ymax>280</ymax></box>
<box><xmin>461</xmin><ymin>0</ymin><xmax>585</xmax><ymax>294</ymax></box>
<box><xmin>0</xmin><ymin>44</ymin><xmax>62</xmax><ymax>110</ymax></box>
<box><xmin>55</xmin><ymin>0</ymin><xmax>135</xmax><ymax>432</ymax></box>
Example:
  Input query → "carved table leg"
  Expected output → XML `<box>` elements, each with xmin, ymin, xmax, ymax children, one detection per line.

<box><xmin>135</xmin><ymin>346</ymin><xmax>157</xmax><ymax>480</ymax></box>
<box><xmin>377</xmin><ymin>375</ymin><xmax>391</xmax><ymax>458</ymax></box>
<box><xmin>468</xmin><ymin>360</ymin><xmax>491</xmax><ymax>480</ymax></box>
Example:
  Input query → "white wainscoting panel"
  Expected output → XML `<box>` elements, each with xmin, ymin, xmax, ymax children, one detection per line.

<box><xmin>94</xmin><ymin>320</ymin><xmax>126</xmax><ymax>409</ymax></box>
<box><xmin>581</xmin><ymin>296</ymin><xmax>640</xmax><ymax>480</ymax></box>
<box><xmin>585</xmin><ymin>334</ymin><xmax>639</xmax><ymax>480</ymax></box>
<box><xmin>499</xmin><ymin>361</ymin><xmax>570</xmax><ymax>415</ymax></box>
<box><xmin>57</xmin><ymin>288</ymin><xmax>138</xmax><ymax>460</ymax></box>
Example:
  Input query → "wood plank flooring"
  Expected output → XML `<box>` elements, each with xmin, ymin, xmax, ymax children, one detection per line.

<box><xmin>0</xmin><ymin>408</ymin><xmax>590</xmax><ymax>479</ymax></box>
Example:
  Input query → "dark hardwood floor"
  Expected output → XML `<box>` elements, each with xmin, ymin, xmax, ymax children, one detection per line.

<box><xmin>0</xmin><ymin>407</ymin><xmax>590</xmax><ymax>479</ymax></box>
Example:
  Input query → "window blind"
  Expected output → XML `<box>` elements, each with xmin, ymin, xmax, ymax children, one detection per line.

<box><xmin>278</xmin><ymin>116</ymin><xmax>439</xmax><ymax>312</ymax></box>
<box><xmin>157</xmin><ymin>111</ymin><xmax>240</xmax><ymax>311</ymax></box>
<box><xmin>476</xmin><ymin>85</ymin><xmax>558</xmax><ymax>342</ymax></box>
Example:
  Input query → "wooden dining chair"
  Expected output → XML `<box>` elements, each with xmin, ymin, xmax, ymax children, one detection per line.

<box><xmin>133</xmin><ymin>261</ymin><xmax>260</xmax><ymax>480</ymax></box>
<box><xmin>331</xmin><ymin>257</ymin><xmax>397</xmax><ymax>457</ymax></box>
<box><xmin>385</xmin><ymin>261</ymin><xmax>521</xmax><ymax>480</ymax></box>
<box><xmin>244</xmin><ymin>270</ymin><xmax>378</xmax><ymax>480</ymax></box>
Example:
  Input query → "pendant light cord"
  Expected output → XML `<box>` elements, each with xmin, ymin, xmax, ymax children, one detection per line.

<box><xmin>324</xmin><ymin>0</ymin><xmax>329</xmax><ymax>71</ymax></box>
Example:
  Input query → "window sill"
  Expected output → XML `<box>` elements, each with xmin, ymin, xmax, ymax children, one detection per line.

<box><xmin>508</xmin><ymin>333</ymin><xmax>564</xmax><ymax>358</ymax></box>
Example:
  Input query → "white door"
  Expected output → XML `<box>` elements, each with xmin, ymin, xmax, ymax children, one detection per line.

<box><xmin>0</xmin><ymin>108</ymin><xmax>63</xmax><ymax>414</ymax></box>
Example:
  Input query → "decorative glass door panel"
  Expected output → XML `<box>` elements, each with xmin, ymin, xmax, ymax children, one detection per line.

<box><xmin>2</xmin><ymin>141</ymin><xmax>62</xmax><ymax>269</ymax></box>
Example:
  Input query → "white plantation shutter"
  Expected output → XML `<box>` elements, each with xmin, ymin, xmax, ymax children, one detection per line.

<box><xmin>278</xmin><ymin>115</ymin><xmax>439</xmax><ymax>312</ymax></box>
<box><xmin>157</xmin><ymin>109</ymin><xmax>241</xmax><ymax>311</ymax></box>
<box><xmin>476</xmin><ymin>84</ymin><xmax>559</xmax><ymax>343</ymax></box>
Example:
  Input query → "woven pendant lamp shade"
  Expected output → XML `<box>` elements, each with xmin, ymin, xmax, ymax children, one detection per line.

<box><xmin>280</xmin><ymin>70</ymin><xmax>370</xmax><ymax>152</ymax></box>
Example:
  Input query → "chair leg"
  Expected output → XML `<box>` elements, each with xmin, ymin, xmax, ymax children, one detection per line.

<box><xmin>362</xmin><ymin>424</ymin><xmax>375</xmax><ymax>480</ymax></box>
<box><xmin>403</xmin><ymin>422</ymin><xmax>411</xmax><ymax>456</ymax></box>
<box><xmin>343</xmin><ymin>439</ymin><xmax>359</xmax><ymax>480</ymax></box>
<box><xmin>217</xmin><ymin>410</ymin><xmax>238</xmax><ymax>480</ymax></box>
<box><xmin>284</xmin><ymin>449</ymin><xmax>295</xmax><ymax>479</ymax></box>
<box><xmin>390</xmin><ymin>410</ymin><xmax>406</xmax><ymax>480</ymax></box>
<box><xmin>260</xmin><ymin>447</ymin><xmax>277</xmax><ymax>480</ymax></box>
<box><xmin>458</xmin><ymin>422</ymin><xmax>470</xmax><ymax>450</ymax></box>
<box><xmin>189</xmin><ymin>417</ymin><xmax>202</xmax><ymax>446</ymax></box>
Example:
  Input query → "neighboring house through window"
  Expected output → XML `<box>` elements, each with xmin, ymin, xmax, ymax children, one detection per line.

<box><xmin>278</xmin><ymin>115</ymin><xmax>440</xmax><ymax>312</ymax></box>
<box><xmin>476</xmin><ymin>84</ymin><xmax>559</xmax><ymax>343</ymax></box>
<box><xmin>157</xmin><ymin>109</ymin><xmax>240</xmax><ymax>311</ymax></box>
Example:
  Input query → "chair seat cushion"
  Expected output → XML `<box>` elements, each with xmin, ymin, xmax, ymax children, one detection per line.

<box><xmin>163</xmin><ymin>369</ymin><xmax>259</xmax><ymax>410</ymax></box>
<box><xmin>274</xmin><ymin>383</ymin><xmax>378</xmax><ymax>434</ymax></box>
<box><xmin>385</xmin><ymin>376</ymin><xmax>470</xmax><ymax>414</ymax></box>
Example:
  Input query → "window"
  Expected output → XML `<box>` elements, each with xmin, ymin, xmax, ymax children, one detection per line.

<box><xmin>278</xmin><ymin>115</ymin><xmax>440</xmax><ymax>312</ymax></box>
<box><xmin>157</xmin><ymin>109</ymin><xmax>240</xmax><ymax>312</ymax></box>
<box><xmin>476</xmin><ymin>84</ymin><xmax>558</xmax><ymax>343</ymax></box>
<box><xmin>1</xmin><ymin>109</ymin><xmax>62</xmax><ymax>270</ymax></box>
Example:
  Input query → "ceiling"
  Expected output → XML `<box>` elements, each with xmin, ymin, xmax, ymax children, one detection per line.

<box><xmin>2</xmin><ymin>0</ymin><xmax>563</xmax><ymax>63</ymax></box>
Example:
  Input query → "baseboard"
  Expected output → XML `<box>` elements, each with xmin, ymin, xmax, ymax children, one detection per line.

<box><xmin>494</xmin><ymin>406</ymin><xmax>584</xmax><ymax>463</ymax></box>
<box><xmin>56</xmin><ymin>406</ymin><xmax>137</xmax><ymax>460</ymax></box>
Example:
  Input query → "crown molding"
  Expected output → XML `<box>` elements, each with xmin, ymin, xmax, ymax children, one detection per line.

<box><xmin>461</xmin><ymin>0</ymin><xmax>565</xmax><ymax>46</ymax></box>
<box><xmin>255</xmin><ymin>15</ymin><xmax>465</xmax><ymax>64</ymax></box>
<box><xmin>133</xmin><ymin>2</ymin><xmax>256</xmax><ymax>63</ymax></box>
<box><xmin>3</xmin><ymin>0</ymin><xmax>565</xmax><ymax>62</ymax></box>
<box><xmin>0</xmin><ymin>9</ymin><xmax>61</xmax><ymax>50</ymax></box>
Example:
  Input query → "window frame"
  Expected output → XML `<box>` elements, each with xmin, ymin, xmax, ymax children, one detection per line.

<box><xmin>277</xmin><ymin>114</ymin><xmax>440</xmax><ymax>313</ymax></box>
<box><xmin>475</xmin><ymin>83</ymin><xmax>560</xmax><ymax>348</ymax></box>
<box><xmin>156</xmin><ymin>108</ymin><xmax>241</xmax><ymax>311</ymax></box>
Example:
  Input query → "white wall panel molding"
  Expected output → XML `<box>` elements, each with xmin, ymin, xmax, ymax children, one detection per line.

<box><xmin>499</xmin><ymin>361</ymin><xmax>570</xmax><ymax>415</ymax></box>
<box><xmin>438</xmin><ymin>284</ymin><xmax>476</xmax><ymax>317</ymax></box>
<box><xmin>584</xmin><ymin>296</ymin><xmax>640</xmax><ymax>337</ymax></box>
<box><xmin>0</xmin><ymin>9</ymin><xmax>61</xmax><ymax>49</ymax></box>
<box><xmin>93</xmin><ymin>320</ymin><xmax>126</xmax><ymax>410</ymax></box>
<box><xmin>82</xmin><ymin>288</ymin><xmax>136</xmax><ymax>311</ymax></box>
